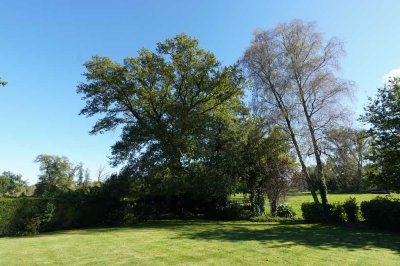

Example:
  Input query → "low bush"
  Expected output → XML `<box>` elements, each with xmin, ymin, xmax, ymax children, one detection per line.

<box><xmin>343</xmin><ymin>197</ymin><xmax>359</xmax><ymax>223</ymax></box>
<box><xmin>326</xmin><ymin>203</ymin><xmax>346</xmax><ymax>224</ymax></box>
<box><xmin>301</xmin><ymin>202</ymin><xmax>324</xmax><ymax>222</ymax></box>
<box><xmin>361</xmin><ymin>196</ymin><xmax>400</xmax><ymax>232</ymax></box>
<box><xmin>301</xmin><ymin>202</ymin><xmax>345</xmax><ymax>224</ymax></box>
<box><xmin>276</xmin><ymin>204</ymin><xmax>296</xmax><ymax>218</ymax></box>
<box><xmin>206</xmin><ymin>201</ymin><xmax>252</xmax><ymax>220</ymax></box>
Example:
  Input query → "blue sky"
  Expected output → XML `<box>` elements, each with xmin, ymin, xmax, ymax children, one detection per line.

<box><xmin>1</xmin><ymin>0</ymin><xmax>399</xmax><ymax>184</ymax></box>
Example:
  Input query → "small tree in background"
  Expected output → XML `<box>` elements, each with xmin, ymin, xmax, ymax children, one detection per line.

<box><xmin>34</xmin><ymin>155</ymin><xmax>76</xmax><ymax>196</ymax></box>
<box><xmin>0</xmin><ymin>171</ymin><xmax>27</xmax><ymax>197</ymax></box>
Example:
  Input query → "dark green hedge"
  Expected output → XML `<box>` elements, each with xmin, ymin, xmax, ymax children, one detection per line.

<box><xmin>0</xmin><ymin>194</ymin><xmax>124</xmax><ymax>237</ymax></box>
<box><xmin>0</xmin><ymin>197</ymin><xmax>50</xmax><ymax>236</ymax></box>
<box><xmin>301</xmin><ymin>202</ymin><xmax>346</xmax><ymax>224</ymax></box>
<box><xmin>361</xmin><ymin>197</ymin><xmax>400</xmax><ymax>232</ymax></box>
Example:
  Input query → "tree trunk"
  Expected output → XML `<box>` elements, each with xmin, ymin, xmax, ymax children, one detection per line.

<box><xmin>296</xmin><ymin>82</ymin><xmax>329</xmax><ymax>206</ymax></box>
<box><xmin>270</xmin><ymin>87</ymin><xmax>320</xmax><ymax>204</ymax></box>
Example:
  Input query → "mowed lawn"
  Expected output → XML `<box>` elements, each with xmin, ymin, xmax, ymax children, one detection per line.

<box><xmin>1</xmin><ymin>193</ymin><xmax>400</xmax><ymax>265</ymax></box>
<box><xmin>1</xmin><ymin>220</ymin><xmax>400</xmax><ymax>265</ymax></box>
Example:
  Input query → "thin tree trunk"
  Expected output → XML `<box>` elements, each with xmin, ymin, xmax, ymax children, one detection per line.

<box><xmin>296</xmin><ymin>81</ymin><xmax>329</xmax><ymax>206</ymax></box>
<box><xmin>269</xmin><ymin>86</ymin><xmax>320</xmax><ymax>204</ymax></box>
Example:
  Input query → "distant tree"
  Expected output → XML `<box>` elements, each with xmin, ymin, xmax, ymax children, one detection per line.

<box><xmin>75</xmin><ymin>162</ymin><xmax>92</xmax><ymax>188</ymax></box>
<box><xmin>0</xmin><ymin>171</ymin><xmax>27</xmax><ymax>197</ymax></box>
<box><xmin>0</xmin><ymin>78</ymin><xmax>6</xmax><ymax>86</ymax></box>
<box><xmin>34</xmin><ymin>155</ymin><xmax>76</xmax><ymax>195</ymax></box>
<box><xmin>324</xmin><ymin>127</ymin><xmax>370</xmax><ymax>192</ymax></box>
<box><xmin>242</xmin><ymin>20</ymin><xmax>353</xmax><ymax>207</ymax></box>
<box><xmin>360</xmin><ymin>78</ymin><xmax>400</xmax><ymax>191</ymax></box>
<box><xmin>95</xmin><ymin>165</ymin><xmax>109</xmax><ymax>183</ymax></box>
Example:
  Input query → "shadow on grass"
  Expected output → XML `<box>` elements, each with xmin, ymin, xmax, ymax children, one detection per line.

<box><xmin>176</xmin><ymin>222</ymin><xmax>400</xmax><ymax>253</ymax></box>
<box><xmin>11</xmin><ymin>220</ymin><xmax>400</xmax><ymax>255</ymax></box>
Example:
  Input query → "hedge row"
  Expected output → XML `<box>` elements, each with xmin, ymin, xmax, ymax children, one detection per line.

<box><xmin>360</xmin><ymin>197</ymin><xmax>400</xmax><ymax>232</ymax></box>
<box><xmin>0</xmin><ymin>194</ymin><xmax>124</xmax><ymax>236</ymax></box>
<box><xmin>301</xmin><ymin>196</ymin><xmax>400</xmax><ymax>232</ymax></box>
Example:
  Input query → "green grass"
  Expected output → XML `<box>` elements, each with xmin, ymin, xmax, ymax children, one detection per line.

<box><xmin>1</xmin><ymin>220</ymin><xmax>400</xmax><ymax>265</ymax></box>
<box><xmin>231</xmin><ymin>192</ymin><xmax>400</xmax><ymax>218</ymax></box>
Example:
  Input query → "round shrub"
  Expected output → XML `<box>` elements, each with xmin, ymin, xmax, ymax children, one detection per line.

<box><xmin>276</xmin><ymin>204</ymin><xmax>296</xmax><ymax>218</ymax></box>
<box><xmin>343</xmin><ymin>197</ymin><xmax>359</xmax><ymax>223</ymax></box>
<box><xmin>361</xmin><ymin>196</ymin><xmax>400</xmax><ymax>232</ymax></box>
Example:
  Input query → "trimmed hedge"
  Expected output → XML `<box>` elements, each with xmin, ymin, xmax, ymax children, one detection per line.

<box><xmin>0</xmin><ymin>197</ymin><xmax>52</xmax><ymax>236</ymax></box>
<box><xmin>361</xmin><ymin>196</ymin><xmax>400</xmax><ymax>232</ymax></box>
<box><xmin>301</xmin><ymin>202</ymin><xmax>346</xmax><ymax>224</ymax></box>
<box><xmin>0</xmin><ymin>194</ymin><xmax>124</xmax><ymax>236</ymax></box>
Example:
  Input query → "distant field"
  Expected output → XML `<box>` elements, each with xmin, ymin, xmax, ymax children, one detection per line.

<box><xmin>1</xmin><ymin>220</ymin><xmax>400</xmax><ymax>265</ymax></box>
<box><xmin>231</xmin><ymin>192</ymin><xmax>400</xmax><ymax>218</ymax></box>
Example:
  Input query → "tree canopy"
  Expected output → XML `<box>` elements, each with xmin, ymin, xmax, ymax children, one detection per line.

<box><xmin>78</xmin><ymin>34</ymin><xmax>247</xmax><ymax>204</ymax></box>
<box><xmin>361</xmin><ymin>78</ymin><xmax>400</xmax><ymax>191</ymax></box>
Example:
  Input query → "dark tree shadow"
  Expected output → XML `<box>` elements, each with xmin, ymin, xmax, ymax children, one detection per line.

<box><xmin>175</xmin><ymin>223</ymin><xmax>400</xmax><ymax>254</ymax></box>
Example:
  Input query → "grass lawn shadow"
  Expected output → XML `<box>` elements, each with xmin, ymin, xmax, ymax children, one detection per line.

<box><xmin>176</xmin><ymin>222</ymin><xmax>400</xmax><ymax>254</ymax></box>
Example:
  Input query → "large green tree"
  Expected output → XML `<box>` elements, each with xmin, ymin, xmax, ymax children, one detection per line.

<box><xmin>78</xmin><ymin>34</ymin><xmax>245</xmax><ymax>204</ymax></box>
<box><xmin>360</xmin><ymin>78</ymin><xmax>400</xmax><ymax>191</ymax></box>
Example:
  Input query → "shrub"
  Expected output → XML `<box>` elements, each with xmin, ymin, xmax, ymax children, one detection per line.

<box><xmin>206</xmin><ymin>201</ymin><xmax>252</xmax><ymax>220</ymax></box>
<box><xmin>301</xmin><ymin>202</ymin><xmax>324</xmax><ymax>222</ymax></box>
<box><xmin>361</xmin><ymin>196</ymin><xmax>400</xmax><ymax>232</ymax></box>
<box><xmin>0</xmin><ymin>198</ymin><xmax>54</xmax><ymax>236</ymax></box>
<box><xmin>343</xmin><ymin>197</ymin><xmax>359</xmax><ymax>223</ymax></box>
<box><xmin>301</xmin><ymin>202</ymin><xmax>346</xmax><ymax>224</ymax></box>
<box><xmin>326</xmin><ymin>203</ymin><xmax>346</xmax><ymax>224</ymax></box>
<box><xmin>276</xmin><ymin>204</ymin><xmax>296</xmax><ymax>218</ymax></box>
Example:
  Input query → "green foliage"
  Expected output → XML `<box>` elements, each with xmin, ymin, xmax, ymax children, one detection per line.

<box><xmin>361</xmin><ymin>196</ymin><xmax>400</xmax><ymax>232</ymax></box>
<box><xmin>301</xmin><ymin>202</ymin><xmax>325</xmax><ymax>222</ymax></box>
<box><xmin>276</xmin><ymin>204</ymin><xmax>296</xmax><ymax>218</ymax></box>
<box><xmin>0</xmin><ymin>198</ymin><xmax>53</xmax><ymax>236</ymax></box>
<box><xmin>34</xmin><ymin>155</ymin><xmax>76</xmax><ymax>196</ymax></box>
<box><xmin>77</xmin><ymin>34</ymin><xmax>247</xmax><ymax>212</ymax></box>
<box><xmin>343</xmin><ymin>197</ymin><xmax>359</xmax><ymax>223</ymax></box>
<box><xmin>0</xmin><ymin>171</ymin><xmax>27</xmax><ymax>197</ymax></box>
<box><xmin>206</xmin><ymin>201</ymin><xmax>252</xmax><ymax>220</ymax></box>
<box><xmin>360</xmin><ymin>78</ymin><xmax>400</xmax><ymax>191</ymax></box>
<box><xmin>241</xmin><ymin>123</ymin><xmax>295</xmax><ymax>216</ymax></box>
<box><xmin>0</xmin><ymin>78</ymin><xmax>6</xmax><ymax>86</ymax></box>
<box><xmin>325</xmin><ymin>128</ymin><xmax>370</xmax><ymax>192</ymax></box>
<box><xmin>301</xmin><ymin>202</ymin><xmax>346</xmax><ymax>224</ymax></box>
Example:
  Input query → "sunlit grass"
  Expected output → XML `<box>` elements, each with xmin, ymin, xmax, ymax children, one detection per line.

<box><xmin>1</xmin><ymin>220</ymin><xmax>400</xmax><ymax>265</ymax></box>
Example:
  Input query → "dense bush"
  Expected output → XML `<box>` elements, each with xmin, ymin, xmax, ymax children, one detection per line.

<box><xmin>361</xmin><ymin>196</ymin><xmax>400</xmax><ymax>232</ymax></box>
<box><xmin>205</xmin><ymin>201</ymin><xmax>252</xmax><ymax>220</ymax></box>
<box><xmin>301</xmin><ymin>202</ymin><xmax>346</xmax><ymax>224</ymax></box>
<box><xmin>301</xmin><ymin>202</ymin><xmax>325</xmax><ymax>222</ymax></box>
<box><xmin>0</xmin><ymin>198</ymin><xmax>54</xmax><ymax>236</ymax></box>
<box><xmin>343</xmin><ymin>197</ymin><xmax>359</xmax><ymax>223</ymax></box>
<box><xmin>276</xmin><ymin>204</ymin><xmax>296</xmax><ymax>218</ymax></box>
<box><xmin>326</xmin><ymin>203</ymin><xmax>346</xmax><ymax>224</ymax></box>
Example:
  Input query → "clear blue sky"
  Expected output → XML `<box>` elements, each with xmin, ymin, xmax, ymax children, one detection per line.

<box><xmin>1</xmin><ymin>0</ymin><xmax>399</xmax><ymax>184</ymax></box>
